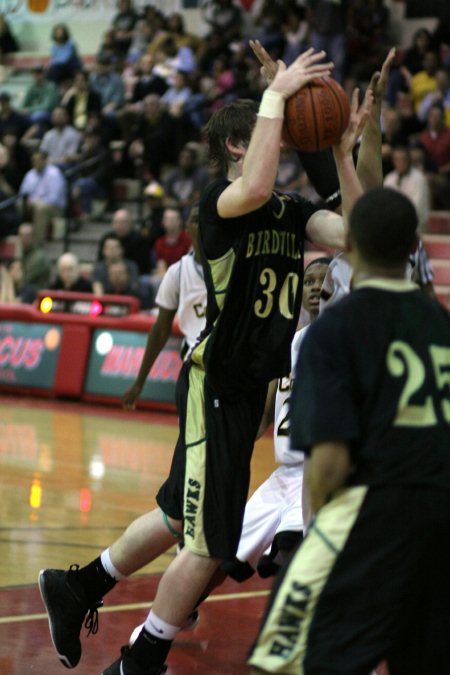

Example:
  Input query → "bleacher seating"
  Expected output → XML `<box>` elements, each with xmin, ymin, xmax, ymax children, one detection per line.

<box><xmin>423</xmin><ymin>234</ymin><xmax>450</xmax><ymax>259</ymax></box>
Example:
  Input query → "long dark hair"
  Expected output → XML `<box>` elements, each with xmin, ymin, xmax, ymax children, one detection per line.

<box><xmin>204</xmin><ymin>99</ymin><xmax>258</xmax><ymax>176</ymax></box>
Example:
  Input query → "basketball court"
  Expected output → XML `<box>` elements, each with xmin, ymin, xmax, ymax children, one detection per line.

<box><xmin>0</xmin><ymin>393</ymin><xmax>275</xmax><ymax>674</ymax></box>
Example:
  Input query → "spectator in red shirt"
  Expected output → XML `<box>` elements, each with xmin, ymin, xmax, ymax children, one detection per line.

<box><xmin>153</xmin><ymin>206</ymin><xmax>192</xmax><ymax>278</ymax></box>
<box><xmin>420</xmin><ymin>103</ymin><xmax>450</xmax><ymax>209</ymax></box>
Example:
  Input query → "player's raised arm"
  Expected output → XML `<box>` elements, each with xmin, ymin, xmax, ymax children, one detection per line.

<box><xmin>251</xmin><ymin>39</ymin><xmax>342</xmax><ymax>212</ymax></box>
<box><xmin>357</xmin><ymin>47</ymin><xmax>396</xmax><ymax>190</ymax></box>
<box><xmin>305</xmin><ymin>89</ymin><xmax>373</xmax><ymax>250</ymax></box>
<box><xmin>216</xmin><ymin>49</ymin><xmax>333</xmax><ymax>219</ymax></box>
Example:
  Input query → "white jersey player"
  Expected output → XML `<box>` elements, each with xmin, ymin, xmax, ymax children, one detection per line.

<box><xmin>122</xmin><ymin>205</ymin><xmax>206</xmax><ymax>410</ymax></box>
<box><xmin>155</xmin><ymin>250</ymin><xmax>206</xmax><ymax>353</ymax></box>
<box><xmin>223</xmin><ymin>257</ymin><xmax>332</xmax><ymax>581</ymax></box>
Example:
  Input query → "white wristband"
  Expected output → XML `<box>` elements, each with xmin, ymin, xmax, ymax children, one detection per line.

<box><xmin>257</xmin><ymin>89</ymin><xmax>285</xmax><ymax>119</ymax></box>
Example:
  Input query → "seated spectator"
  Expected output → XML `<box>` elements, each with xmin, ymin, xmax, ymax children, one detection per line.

<box><xmin>61</xmin><ymin>70</ymin><xmax>102</xmax><ymax>132</ymax></box>
<box><xmin>127</xmin><ymin>17</ymin><xmax>154</xmax><ymax>64</ymax></box>
<box><xmin>307</xmin><ymin>0</ymin><xmax>348</xmax><ymax>84</ymax></box>
<box><xmin>111</xmin><ymin>0</ymin><xmax>139</xmax><ymax>59</ymax></box>
<box><xmin>0</xmin><ymin>91</ymin><xmax>29</xmax><ymax>139</ymax></box>
<box><xmin>418</xmin><ymin>68</ymin><xmax>450</xmax><ymax>127</ymax></box>
<box><xmin>161</xmin><ymin>69</ymin><xmax>192</xmax><ymax>116</ymax></box>
<box><xmin>17</xmin><ymin>222</ymin><xmax>51</xmax><ymax>289</ymax></box>
<box><xmin>89</xmin><ymin>54</ymin><xmax>125</xmax><ymax>116</ymax></box>
<box><xmin>201</xmin><ymin>0</ymin><xmax>242</xmax><ymax>44</ymax></box>
<box><xmin>127</xmin><ymin>93</ymin><xmax>182</xmax><ymax>179</ymax></box>
<box><xmin>163</xmin><ymin>144</ymin><xmax>208</xmax><ymax>217</ymax></box>
<box><xmin>128</xmin><ymin>53</ymin><xmax>168</xmax><ymax>104</ymax></box>
<box><xmin>404</xmin><ymin>28</ymin><xmax>434</xmax><ymax>76</ymax></box>
<box><xmin>0</xmin><ymin>13</ymin><xmax>18</xmax><ymax>67</ymax></box>
<box><xmin>21</xmin><ymin>65</ymin><xmax>59</xmax><ymax>138</ymax></box>
<box><xmin>47</xmin><ymin>23</ymin><xmax>82</xmax><ymax>84</ymax></box>
<box><xmin>92</xmin><ymin>234</ymin><xmax>139</xmax><ymax>295</ymax></box>
<box><xmin>433</xmin><ymin>19</ymin><xmax>450</xmax><ymax>69</ymax></box>
<box><xmin>394</xmin><ymin>90</ymin><xmax>425</xmax><ymax>138</ymax></box>
<box><xmin>282</xmin><ymin>6</ymin><xmax>309</xmax><ymax>66</ymax></box>
<box><xmin>0</xmin><ymin>145</ymin><xmax>21</xmax><ymax>236</ymax></box>
<box><xmin>420</xmin><ymin>103</ymin><xmax>450</xmax><ymax>209</ymax></box>
<box><xmin>96</xmin><ymin>28</ymin><xmax>122</xmax><ymax>66</ymax></box>
<box><xmin>152</xmin><ymin>36</ymin><xmax>196</xmax><ymax>84</ymax></box>
<box><xmin>2</xmin><ymin>125</ymin><xmax>30</xmax><ymax>183</ymax></box>
<box><xmin>19</xmin><ymin>150</ymin><xmax>67</xmax><ymax>243</ymax></box>
<box><xmin>386</xmin><ymin>28</ymin><xmax>433</xmax><ymax>107</ymax></box>
<box><xmin>407</xmin><ymin>50</ymin><xmax>440</xmax><ymax>114</ymax></box>
<box><xmin>51</xmin><ymin>251</ymin><xmax>92</xmax><ymax>292</ymax></box>
<box><xmin>97</xmin><ymin>208</ymin><xmax>152</xmax><ymax>275</ymax></box>
<box><xmin>40</xmin><ymin>106</ymin><xmax>81</xmax><ymax>169</ymax></box>
<box><xmin>346</xmin><ymin>0</ymin><xmax>389</xmax><ymax>81</ymax></box>
<box><xmin>7</xmin><ymin>258</ymin><xmax>36</xmax><ymax>303</ymax></box>
<box><xmin>381</xmin><ymin>107</ymin><xmax>411</xmax><ymax>175</ymax></box>
<box><xmin>153</xmin><ymin>206</ymin><xmax>191</xmax><ymax>278</ymax></box>
<box><xmin>383</xmin><ymin>146</ymin><xmax>430</xmax><ymax>232</ymax></box>
<box><xmin>70</xmin><ymin>126</ymin><xmax>113</xmax><ymax>219</ymax></box>
<box><xmin>149</xmin><ymin>12</ymin><xmax>202</xmax><ymax>60</ymax></box>
<box><xmin>106</xmin><ymin>259</ymin><xmax>146</xmax><ymax>307</ymax></box>
<box><xmin>209</xmin><ymin>56</ymin><xmax>236</xmax><ymax>112</ymax></box>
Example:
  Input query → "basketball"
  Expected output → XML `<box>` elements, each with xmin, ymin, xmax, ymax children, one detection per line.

<box><xmin>282</xmin><ymin>77</ymin><xmax>350</xmax><ymax>152</ymax></box>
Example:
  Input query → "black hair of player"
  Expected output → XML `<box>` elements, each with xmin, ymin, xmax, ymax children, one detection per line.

<box><xmin>204</xmin><ymin>99</ymin><xmax>259</xmax><ymax>177</ymax></box>
<box><xmin>350</xmin><ymin>187</ymin><xmax>418</xmax><ymax>269</ymax></box>
<box><xmin>304</xmin><ymin>256</ymin><xmax>332</xmax><ymax>273</ymax></box>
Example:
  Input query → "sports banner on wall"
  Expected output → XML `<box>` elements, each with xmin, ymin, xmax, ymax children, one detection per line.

<box><xmin>0</xmin><ymin>321</ymin><xmax>62</xmax><ymax>388</ymax></box>
<box><xmin>84</xmin><ymin>329</ymin><xmax>183</xmax><ymax>402</ymax></box>
<box><xmin>0</xmin><ymin>0</ymin><xmax>182</xmax><ymax>22</ymax></box>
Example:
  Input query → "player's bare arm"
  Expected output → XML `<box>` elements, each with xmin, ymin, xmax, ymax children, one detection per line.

<box><xmin>357</xmin><ymin>47</ymin><xmax>396</xmax><ymax>190</ymax></box>
<box><xmin>307</xmin><ymin>441</ymin><xmax>352</xmax><ymax>514</ymax></box>
<box><xmin>305</xmin><ymin>89</ymin><xmax>373</xmax><ymax>249</ymax></box>
<box><xmin>122</xmin><ymin>307</ymin><xmax>176</xmax><ymax>410</ymax></box>
<box><xmin>255</xmin><ymin>379</ymin><xmax>277</xmax><ymax>439</ymax></box>
<box><xmin>217</xmin><ymin>49</ymin><xmax>333</xmax><ymax>219</ymax></box>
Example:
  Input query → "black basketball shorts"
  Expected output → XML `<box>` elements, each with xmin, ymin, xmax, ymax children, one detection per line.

<box><xmin>157</xmin><ymin>361</ymin><xmax>267</xmax><ymax>560</ymax></box>
<box><xmin>248</xmin><ymin>484</ymin><xmax>450</xmax><ymax>674</ymax></box>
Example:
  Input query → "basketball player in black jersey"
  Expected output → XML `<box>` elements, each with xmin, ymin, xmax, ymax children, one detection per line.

<box><xmin>38</xmin><ymin>48</ymin><xmax>374</xmax><ymax>675</ymax></box>
<box><xmin>249</xmin><ymin>187</ymin><xmax>450</xmax><ymax>675</ymax></box>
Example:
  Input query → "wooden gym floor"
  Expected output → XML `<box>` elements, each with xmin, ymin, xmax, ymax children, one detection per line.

<box><xmin>0</xmin><ymin>394</ymin><xmax>276</xmax><ymax>674</ymax></box>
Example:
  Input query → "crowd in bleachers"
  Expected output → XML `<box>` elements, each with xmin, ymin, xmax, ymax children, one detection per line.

<box><xmin>0</xmin><ymin>0</ymin><xmax>450</xmax><ymax>309</ymax></box>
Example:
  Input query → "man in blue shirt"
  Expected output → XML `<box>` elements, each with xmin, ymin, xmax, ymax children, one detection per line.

<box><xmin>19</xmin><ymin>150</ymin><xmax>66</xmax><ymax>243</ymax></box>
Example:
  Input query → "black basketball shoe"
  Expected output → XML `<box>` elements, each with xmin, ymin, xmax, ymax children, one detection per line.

<box><xmin>39</xmin><ymin>565</ymin><xmax>102</xmax><ymax>668</ymax></box>
<box><xmin>101</xmin><ymin>646</ymin><xmax>167</xmax><ymax>675</ymax></box>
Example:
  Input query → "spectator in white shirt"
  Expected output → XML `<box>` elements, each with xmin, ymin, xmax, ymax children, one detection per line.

<box><xmin>384</xmin><ymin>145</ymin><xmax>430</xmax><ymax>232</ymax></box>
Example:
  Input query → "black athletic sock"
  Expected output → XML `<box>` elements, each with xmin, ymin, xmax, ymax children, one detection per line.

<box><xmin>74</xmin><ymin>556</ymin><xmax>117</xmax><ymax>605</ymax></box>
<box><xmin>131</xmin><ymin>628</ymin><xmax>172</xmax><ymax>669</ymax></box>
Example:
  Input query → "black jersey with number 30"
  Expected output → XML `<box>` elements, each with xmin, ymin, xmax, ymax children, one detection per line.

<box><xmin>192</xmin><ymin>179</ymin><xmax>319</xmax><ymax>398</ymax></box>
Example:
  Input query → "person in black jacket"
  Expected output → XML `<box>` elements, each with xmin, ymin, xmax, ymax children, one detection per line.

<box><xmin>71</xmin><ymin>126</ymin><xmax>113</xmax><ymax>218</ymax></box>
<box><xmin>62</xmin><ymin>70</ymin><xmax>102</xmax><ymax>133</ymax></box>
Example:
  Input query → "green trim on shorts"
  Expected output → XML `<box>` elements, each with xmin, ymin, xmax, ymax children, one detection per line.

<box><xmin>162</xmin><ymin>510</ymin><xmax>183</xmax><ymax>541</ymax></box>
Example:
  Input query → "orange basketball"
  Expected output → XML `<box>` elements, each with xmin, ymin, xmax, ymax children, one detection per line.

<box><xmin>282</xmin><ymin>77</ymin><xmax>350</xmax><ymax>152</ymax></box>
